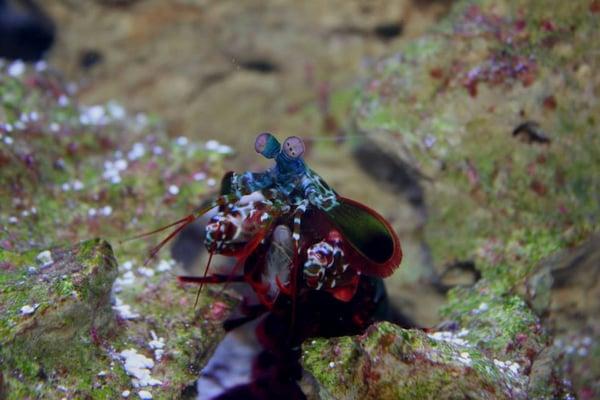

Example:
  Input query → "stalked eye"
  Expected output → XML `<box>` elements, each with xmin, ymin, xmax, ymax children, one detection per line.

<box><xmin>282</xmin><ymin>136</ymin><xmax>305</xmax><ymax>159</ymax></box>
<box><xmin>255</xmin><ymin>132</ymin><xmax>271</xmax><ymax>153</ymax></box>
<box><xmin>255</xmin><ymin>132</ymin><xmax>281</xmax><ymax>159</ymax></box>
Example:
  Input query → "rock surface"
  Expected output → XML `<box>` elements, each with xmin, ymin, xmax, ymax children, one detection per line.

<box><xmin>302</xmin><ymin>0</ymin><xmax>599</xmax><ymax>398</ymax></box>
<box><xmin>302</xmin><ymin>321</ymin><xmax>529</xmax><ymax>400</ymax></box>
<box><xmin>0</xmin><ymin>63</ymin><xmax>238</xmax><ymax>399</ymax></box>
<box><xmin>44</xmin><ymin>0</ymin><xmax>452</xmax><ymax>156</ymax></box>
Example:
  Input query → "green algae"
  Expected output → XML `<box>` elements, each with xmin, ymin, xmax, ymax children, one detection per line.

<box><xmin>353</xmin><ymin>0</ymin><xmax>599</xmax><ymax>336</ymax></box>
<box><xmin>301</xmin><ymin>0</ymin><xmax>600</xmax><ymax>397</ymax></box>
<box><xmin>302</xmin><ymin>322</ymin><xmax>526</xmax><ymax>399</ymax></box>
<box><xmin>0</xmin><ymin>239</ymin><xmax>123</xmax><ymax>399</ymax></box>
<box><xmin>0</xmin><ymin>64</ymin><xmax>238</xmax><ymax>398</ymax></box>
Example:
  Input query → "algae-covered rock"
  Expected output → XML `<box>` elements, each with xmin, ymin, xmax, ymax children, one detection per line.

<box><xmin>354</xmin><ymin>0</ymin><xmax>599</xmax><ymax>271</ymax></box>
<box><xmin>0</xmin><ymin>239</ymin><xmax>119</xmax><ymax>397</ymax></box>
<box><xmin>302</xmin><ymin>321</ymin><xmax>528</xmax><ymax>400</ymax></box>
<box><xmin>0</xmin><ymin>63</ymin><xmax>239</xmax><ymax>398</ymax></box>
<box><xmin>343</xmin><ymin>0</ymin><xmax>599</xmax><ymax>398</ymax></box>
<box><xmin>0</xmin><ymin>239</ymin><xmax>238</xmax><ymax>399</ymax></box>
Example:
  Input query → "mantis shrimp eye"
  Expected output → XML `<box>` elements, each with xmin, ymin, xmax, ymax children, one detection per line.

<box><xmin>282</xmin><ymin>136</ymin><xmax>305</xmax><ymax>159</ymax></box>
<box><xmin>255</xmin><ymin>132</ymin><xmax>281</xmax><ymax>159</ymax></box>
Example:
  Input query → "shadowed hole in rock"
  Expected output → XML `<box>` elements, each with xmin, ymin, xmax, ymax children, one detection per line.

<box><xmin>97</xmin><ymin>0</ymin><xmax>140</xmax><ymax>7</ymax></box>
<box><xmin>435</xmin><ymin>260</ymin><xmax>481</xmax><ymax>293</ymax></box>
<box><xmin>373</xmin><ymin>22</ymin><xmax>403</xmax><ymax>40</ymax></box>
<box><xmin>0</xmin><ymin>0</ymin><xmax>55</xmax><ymax>61</ymax></box>
<box><xmin>79</xmin><ymin>49</ymin><xmax>103</xmax><ymax>70</ymax></box>
<box><xmin>180</xmin><ymin>382</ymin><xmax>198</xmax><ymax>399</ymax></box>
<box><xmin>352</xmin><ymin>138</ymin><xmax>425</xmax><ymax>209</ymax></box>
<box><xmin>239</xmin><ymin>59</ymin><xmax>279</xmax><ymax>74</ymax></box>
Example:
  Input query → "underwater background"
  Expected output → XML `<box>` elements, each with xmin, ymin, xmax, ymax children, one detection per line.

<box><xmin>1</xmin><ymin>0</ymin><xmax>599</xmax><ymax>399</ymax></box>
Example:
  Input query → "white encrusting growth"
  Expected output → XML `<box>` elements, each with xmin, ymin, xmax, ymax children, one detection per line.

<box><xmin>137</xmin><ymin>267</ymin><xmax>155</xmax><ymax>278</ymax></box>
<box><xmin>113</xmin><ymin>297</ymin><xmax>140</xmax><ymax>320</ymax></box>
<box><xmin>107</xmin><ymin>101</ymin><xmax>126</xmax><ymax>119</ymax></box>
<box><xmin>114</xmin><ymin>258</ymin><xmax>174</xmax><ymax>292</ymax></box>
<box><xmin>473</xmin><ymin>302</ymin><xmax>489</xmax><ymax>314</ymax></box>
<box><xmin>58</xmin><ymin>95</ymin><xmax>69</xmax><ymax>107</ymax></box>
<box><xmin>87</xmin><ymin>205</ymin><xmax>113</xmax><ymax>218</ymax></box>
<box><xmin>36</xmin><ymin>250</ymin><xmax>53</xmax><ymax>268</ymax></box>
<box><xmin>168</xmin><ymin>185</ymin><xmax>180</xmax><ymax>195</ymax></box>
<box><xmin>73</xmin><ymin>180</ymin><xmax>85</xmax><ymax>191</ymax></box>
<box><xmin>115</xmin><ymin>271</ymin><xmax>136</xmax><ymax>288</ymax></box>
<box><xmin>457</xmin><ymin>351</ymin><xmax>472</xmax><ymax>366</ymax></box>
<box><xmin>156</xmin><ymin>259</ymin><xmax>174</xmax><ymax>272</ymax></box>
<box><xmin>80</xmin><ymin>105</ymin><xmax>108</xmax><ymax>125</ymax></box>
<box><xmin>149</xmin><ymin>331</ymin><xmax>165</xmax><ymax>361</ymax></box>
<box><xmin>119</xmin><ymin>349</ymin><xmax>162</xmax><ymax>388</ymax></box>
<box><xmin>427</xmin><ymin>330</ymin><xmax>470</xmax><ymax>347</ymax></box>
<box><xmin>128</xmin><ymin>143</ymin><xmax>146</xmax><ymax>161</ymax></box>
<box><xmin>20</xmin><ymin>304</ymin><xmax>39</xmax><ymax>316</ymax></box>
<box><xmin>103</xmin><ymin>158</ymin><xmax>127</xmax><ymax>184</ymax></box>
<box><xmin>205</xmin><ymin>139</ymin><xmax>233</xmax><ymax>154</ymax></box>
<box><xmin>193</xmin><ymin>171</ymin><xmax>207</xmax><ymax>181</ymax></box>
<box><xmin>493</xmin><ymin>359</ymin><xmax>522</xmax><ymax>382</ymax></box>
<box><xmin>7</xmin><ymin>60</ymin><xmax>25</xmax><ymax>77</ymax></box>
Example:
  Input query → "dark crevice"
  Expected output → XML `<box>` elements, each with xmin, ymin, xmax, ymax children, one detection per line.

<box><xmin>239</xmin><ymin>59</ymin><xmax>279</xmax><ymax>74</ymax></box>
<box><xmin>352</xmin><ymin>138</ymin><xmax>425</xmax><ymax>209</ymax></box>
<box><xmin>181</xmin><ymin>382</ymin><xmax>199</xmax><ymax>399</ymax></box>
<box><xmin>433</xmin><ymin>260</ymin><xmax>481</xmax><ymax>293</ymax></box>
<box><xmin>329</xmin><ymin>23</ymin><xmax>404</xmax><ymax>41</ymax></box>
<box><xmin>96</xmin><ymin>0</ymin><xmax>139</xmax><ymax>8</ymax></box>
<box><xmin>0</xmin><ymin>0</ymin><xmax>54</xmax><ymax>61</ymax></box>
<box><xmin>373</xmin><ymin>22</ymin><xmax>404</xmax><ymax>41</ymax></box>
<box><xmin>79</xmin><ymin>49</ymin><xmax>103</xmax><ymax>70</ymax></box>
<box><xmin>512</xmin><ymin>121</ymin><xmax>552</xmax><ymax>144</ymax></box>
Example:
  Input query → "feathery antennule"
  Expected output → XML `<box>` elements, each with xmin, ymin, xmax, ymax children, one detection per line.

<box><xmin>121</xmin><ymin>201</ymin><xmax>219</xmax><ymax>266</ymax></box>
<box><xmin>120</xmin><ymin>215</ymin><xmax>195</xmax><ymax>244</ymax></box>
<box><xmin>143</xmin><ymin>215</ymin><xmax>196</xmax><ymax>266</ymax></box>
